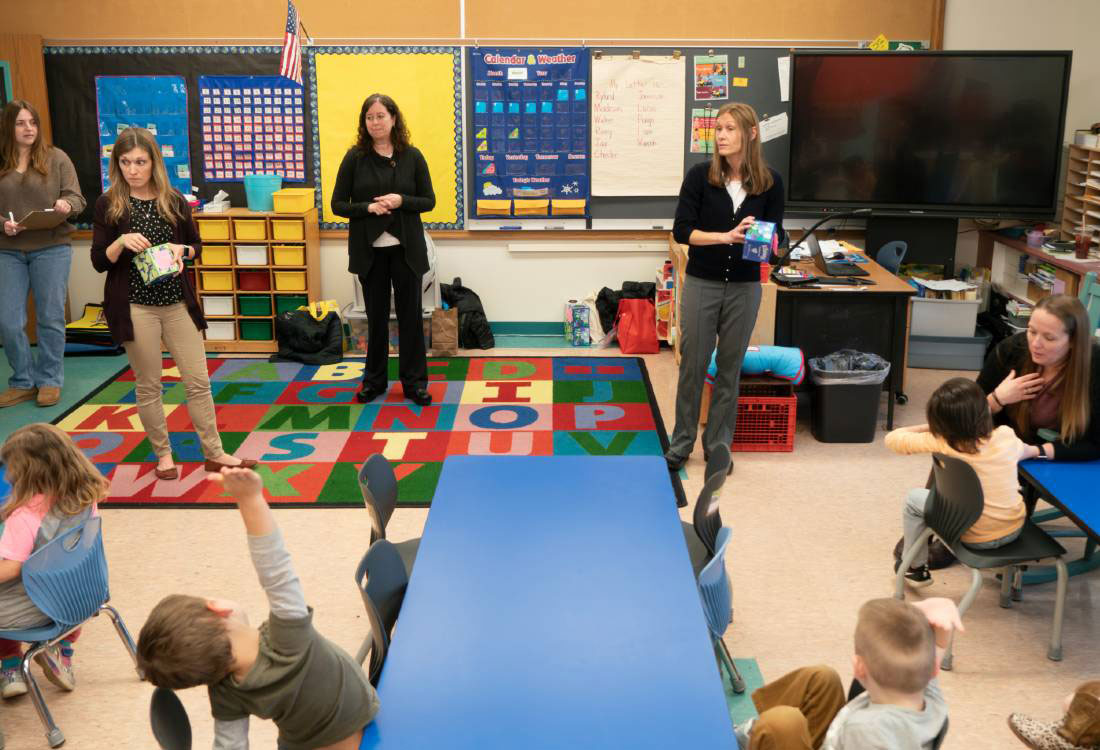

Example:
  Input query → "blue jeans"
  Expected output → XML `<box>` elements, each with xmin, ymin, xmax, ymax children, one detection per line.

<box><xmin>0</xmin><ymin>244</ymin><xmax>72</xmax><ymax>390</ymax></box>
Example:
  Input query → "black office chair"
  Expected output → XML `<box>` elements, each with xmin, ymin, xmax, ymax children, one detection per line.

<box><xmin>682</xmin><ymin>447</ymin><xmax>732</xmax><ymax>573</ymax></box>
<box><xmin>358</xmin><ymin>454</ymin><xmax>419</xmax><ymax>573</ymax></box>
<box><xmin>355</xmin><ymin>539</ymin><xmax>409</xmax><ymax>685</ymax></box>
<box><xmin>894</xmin><ymin>453</ymin><xmax>1068</xmax><ymax>669</ymax></box>
<box><xmin>875</xmin><ymin>240</ymin><xmax>908</xmax><ymax>275</ymax></box>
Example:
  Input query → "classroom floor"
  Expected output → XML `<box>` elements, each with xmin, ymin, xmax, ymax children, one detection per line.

<box><xmin>0</xmin><ymin>347</ymin><xmax>1096</xmax><ymax>749</ymax></box>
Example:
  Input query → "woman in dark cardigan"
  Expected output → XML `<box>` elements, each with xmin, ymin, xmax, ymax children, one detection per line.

<box><xmin>331</xmin><ymin>93</ymin><xmax>436</xmax><ymax>406</ymax></box>
<box><xmin>977</xmin><ymin>294</ymin><xmax>1100</xmax><ymax>462</ymax></box>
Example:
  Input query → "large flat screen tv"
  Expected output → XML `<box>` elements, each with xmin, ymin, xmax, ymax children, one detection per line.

<box><xmin>786</xmin><ymin>50</ymin><xmax>1072</xmax><ymax>219</ymax></box>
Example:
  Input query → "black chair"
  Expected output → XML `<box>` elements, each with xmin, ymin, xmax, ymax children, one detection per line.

<box><xmin>894</xmin><ymin>453</ymin><xmax>1068</xmax><ymax>669</ymax></box>
<box><xmin>682</xmin><ymin>447</ymin><xmax>732</xmax><ymax>573</ymax></box>
<box><xmin>354</xmin><ymin>539</ymin><xmax>409</xmax><ymax>685</ymax></box>
<box><xmin>149</xmin><ymin>687</ymin><xmax>191</xmax><ymax>750</ymax></box>
<box><xmin>358</xmin><ymin>454</ymin><xmax>419</xmax><ymax>572</ymax></box>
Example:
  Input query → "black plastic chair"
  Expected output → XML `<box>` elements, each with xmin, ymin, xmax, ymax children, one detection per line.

<box><xmin>149</xmin><ymin>687</ymin><xmax>191</xmax><ymax>750</ymax></box>
<box><xmin>875</xmin><ymin>240</ymin><xmax>908</xmax><ymax>275</ymax></box>
<box><xmin>354</xmin><ymin>539</ymin><xmax>409</xmax><ymax>685</ymax></box>
<box><xmin>358</xmin><ymin>454</ymin><xmax>419</xmax><ymax>572</ymax></box>
<box><xmin>682</xmin><ymin>447</ymin><xmax>732</xmax><ymax>573</ymax></box>
<box><xmin>894</xmin><ymin>453</ymin><xmax>1068</xmax><ymax>668</ymax></box>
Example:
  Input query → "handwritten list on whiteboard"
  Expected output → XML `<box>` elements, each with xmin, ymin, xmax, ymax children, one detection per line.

<box><xmin>591</xmin><ymin>55</ymin><xmax>686</xmax><ymax>196</ymax></box>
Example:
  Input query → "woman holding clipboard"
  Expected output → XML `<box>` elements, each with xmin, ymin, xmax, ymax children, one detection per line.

<box><xmin>0</xmin><ymin>100</ymin><xmax>85</xmax><ymax>409</ymax></box>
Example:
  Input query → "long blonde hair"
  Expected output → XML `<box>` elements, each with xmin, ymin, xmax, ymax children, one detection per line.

<box><xmin>0</xmin><ymin>100</ymin><xmax>50</xmax><ymax>178</ymax></box>
<box><xmin>707</xmin><ymin>102</ymin><xmax>774</xmax><ymax>195</ymax></box>
<box><xmin>0</xmin><ymin>424</ymin><xmax>109</xmax><ymax>521</ymax></box>
<box><xmin>104</xmin><ymin>127</ymin><xmax>182</xmax><ymax>226</ymax></box>
<box><xmin>1010</xmin><ymin>294</ymin><xmax>1092</xmax><ymax>443</ymax></box>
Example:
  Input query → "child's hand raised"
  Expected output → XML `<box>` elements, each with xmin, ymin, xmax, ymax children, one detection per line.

<box><xmin>912</xmin><ymin>597</ymin><xmax>965</xmax><ymax>641</ymax></box>
<box><xmin>208</xmin><ymin>466</ymin><xmax>264</xmax><ymax>499</ymax></box>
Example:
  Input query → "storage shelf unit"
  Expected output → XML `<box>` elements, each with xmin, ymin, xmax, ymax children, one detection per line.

<box><xmin>1061</xmin><ymin>144</ymin><xmax>1100</xmax><ymax>249</ymax></box>
<box><xmin>193</xmin><ymin>207</ymin><xmax>320</xmax><ymax>353</ymax></box>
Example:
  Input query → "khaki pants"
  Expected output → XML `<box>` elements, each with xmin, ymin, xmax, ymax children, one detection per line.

<box><xmin>750</xmin><ymin>665</ymin><xmax>847</xmax><ymax>750</ymax></box>
<box><xmin>124</xmin><ymin>303</ymin><xmax>223</xmax><ymax>461</ymax></box>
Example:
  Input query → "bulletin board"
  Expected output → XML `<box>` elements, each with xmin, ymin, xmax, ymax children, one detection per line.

<box><xmin>310</xmin><ymin>47</ymin><xmax>463</xmax><ymax>230</ymax></box>
<box><xmin>43</xmin><ymin>46</ymin><xmax>317</xmax><ymax>226</ymax></box>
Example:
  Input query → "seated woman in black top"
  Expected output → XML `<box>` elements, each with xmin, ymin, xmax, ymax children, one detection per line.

<box><xmin>331</xmin><ymin>94</ymin><xmax>436</xmax><ymax>406</ymax></box>
<box><xmin>665</xmin><ymin>102</ymin><xmax>785</xmax><ymax>473</ymax></box>
<box><xmin>977</xmin><ymin>294</ymin><xmax>1100</xmax><ymax>461</ymax></box>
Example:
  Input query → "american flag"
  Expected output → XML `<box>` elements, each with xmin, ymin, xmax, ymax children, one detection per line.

<box><xmin>279</xmin><ymin>0</ymin><xmax>302</xmax><ymax>85</ymax></box>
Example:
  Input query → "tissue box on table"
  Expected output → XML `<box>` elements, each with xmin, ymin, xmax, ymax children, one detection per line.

<box><xmin>564</xmin><ymin>301</ymin><xmax>591</xmax><ymax>346</ymax></box>
<box><xmin>743</xmin><ymin>220</ymin><xmax>778</xmax><ymax>262</ymax></box>
<box><xmin>133</xmin><ymin>243</ymin><xmax>180</xmax><ymax>285</ymax></box>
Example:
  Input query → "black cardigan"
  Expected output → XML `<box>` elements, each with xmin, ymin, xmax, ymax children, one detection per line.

<box><xmin>89</xmin><ymin>194</ymin><xmax>204</xmax><ymax>346</ymax></box>
<box><xmin>330</xmin><ymin>145</ymin><xmax>436</xmax><ymax>277</ymax></box>
<box><xmin>976</xmin><ymin>333</ymin><xmax>1100</xmax><ymax>462</ymax></box>
<box><xmin>672</xmin><ymin>163</ymin><xmax>785</xmax><ymax>283</ymax></box>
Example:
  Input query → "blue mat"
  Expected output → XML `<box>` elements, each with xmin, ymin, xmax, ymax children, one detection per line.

<box><xmin>726</xmin><ymin>658</ymin><xmax>764</xmax><ymax>725</ymax></box>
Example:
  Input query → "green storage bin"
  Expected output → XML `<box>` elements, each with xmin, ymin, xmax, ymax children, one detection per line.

<box><xmin>238</xmin><ymin>295</ymin><xmax>272</xmax><ymax>316</ymax></box>
<box><xmin>239</xmin><ymin>319</ymin><xmax>274</xmax><ymax>341</ymax></box>
<box><xmin>275</xmin><ymin>294</ymin><xmax>309</xmax><ymax>315</ymax></box>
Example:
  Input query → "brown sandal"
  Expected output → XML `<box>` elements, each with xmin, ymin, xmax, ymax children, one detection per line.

<box><xmin>154</xmin><ymin>466</ymin><xmax>179</xmax><ymax>480</ymax></box>
<box><xmin>203</xmin><ymin>458</ymin><xmax>258</xmax><ymax>472</ymax></box>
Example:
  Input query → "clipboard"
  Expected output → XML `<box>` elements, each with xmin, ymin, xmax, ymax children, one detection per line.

<box><xmin>16</xmin><ymin>210</ymin><xmax>69</xmax><ymax>231</ymax></box>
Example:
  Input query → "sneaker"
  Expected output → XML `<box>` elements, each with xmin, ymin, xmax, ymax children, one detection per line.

<box><xmin>0</xmin><ymin>667</ymin><xmax>27</xmax><ymax>699</ymax></box>
<box><xmin>904</xmin><ymin>564</ymin><xmax>934</xmax><ymax>589</ymax></box>
<box><xmin>1008</xmin><ymin>714</ymin><xmax>1095</xmax><ymax>750</ymax></box>
<box><xmin>0</xmin><ymin>388</ymin><xmax>36</xmax><ymax>408</ymax></box>
<box><xmin>34</xmin><ymin>646</ymin><xmax>74</xmax><ymax>691</ymax></box>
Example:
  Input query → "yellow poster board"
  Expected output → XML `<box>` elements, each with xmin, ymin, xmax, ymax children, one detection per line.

<box><xmin>314</xmin><ymin>49</ymin><xmax>461</xmax><ymax>227</ymax></box>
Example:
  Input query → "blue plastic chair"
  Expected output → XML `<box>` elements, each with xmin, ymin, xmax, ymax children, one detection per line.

<box><xmin>0</xmin><ymin>517</ymin><xmax>141</xmax><ymax>747</ymax></box>
<box><xmin>354</xmin><ymin>539</ymin><xmax>409</xmax><ymax>685</ymax></box>
<box><xmin>696</xmin><ymin>527</ymin><xmax>745</xmax><ymax>693</ymax></box>
<box><xmin>875</xmin><ymin>240</ymin><xmax>908</xmax><ymax>275</ymax></box>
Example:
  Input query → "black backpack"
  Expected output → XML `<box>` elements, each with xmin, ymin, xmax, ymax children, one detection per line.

<box><xmin>270</xmin><ymin>310</ymin><xmax>343</xmax><ymax>365</ymax></box>
<box><xmin>440</xmin><ymin>278</ymin><xmax>494</xmax><ymax>350</ymax></box>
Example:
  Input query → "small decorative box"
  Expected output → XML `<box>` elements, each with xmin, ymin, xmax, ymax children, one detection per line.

<box><xmin>133</xmin><ymin>243</ymin><xmax>180</xmax><ymax>285</ymax></box>
<box><xmin>564</xmin><ymin>301</ymin><xmax>591</xmax><ymax>347</ymax></box>
<box><xmin>742</xmin><ymin>220</ymin><xmax>779</xmax><ymax>263</ymax></box>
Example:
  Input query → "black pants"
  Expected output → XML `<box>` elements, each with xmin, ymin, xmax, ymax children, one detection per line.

<box><xmin>358</xmin><ymin>243</ymin><xmax>427</xmax><ymax>393</ymax></box>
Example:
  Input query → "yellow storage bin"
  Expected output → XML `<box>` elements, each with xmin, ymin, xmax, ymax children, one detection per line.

<box><xmin>272</xmin><ymin>245</ymin><xmax>305</xmax><ymax>266</ymax></box>
<box><xmin>233</xmin><ymin>219</ymin><xmax>267</xmax><ymax>241</ymax></box>
<box><xmin>271</xmin><ymin>219</ymin><xmax>305</xmax><ymax>241</ymax></box>
<box><xmin>196</xmin><ymin>219</ymin><xmax>230</xmax><ymax>241</ymax></box>
<box><xmin>272</xmin><ymin>188</ymin><xmax>315</xmax><ymax>214</ymax></box>
<box><xmin>200</xmin><ymin>271</ymin><xmax>234</xmax><ymax>291</ymax></box>
<box><xmin>202</xmin><ymin>245</ymin><xmax>232</xmax><ymax>266</ymax></box>
<box><xmin>274</xmin><ymin>271</ymin><xmax>306</xmax><ymax>291</ymax></box>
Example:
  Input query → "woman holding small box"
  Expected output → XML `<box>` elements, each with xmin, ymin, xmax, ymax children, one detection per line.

<box><xmin>665</xmin><ymin>102</ymin><xmax>785</xmax><ymax>475</ymax></box>
<box><xmin>91</xmin><ymin>127</ymin><xmax>255</xmax><ymax>480</ymax></box>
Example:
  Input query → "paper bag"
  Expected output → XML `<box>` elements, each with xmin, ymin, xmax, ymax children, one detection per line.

<box><xmin>431</xmin><ymin>307</ymin><xmax>458</xmax><ymax>355</ymax></box>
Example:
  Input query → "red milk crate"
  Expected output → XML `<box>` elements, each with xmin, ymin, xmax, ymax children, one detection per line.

<box><xmin>731</xmin><ymin>378</ymin><xmax>796</xmax><ymax>452</ymax></box>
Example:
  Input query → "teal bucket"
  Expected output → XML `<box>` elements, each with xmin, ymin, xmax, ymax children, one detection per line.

<box><xmin>243</xmin><ymin>174</ymin><xmax>283</xmax><ymax>211</ymax></box>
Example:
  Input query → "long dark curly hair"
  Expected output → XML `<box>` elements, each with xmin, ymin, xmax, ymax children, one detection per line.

<box><xmin>355</xmin><ymin>93</ymin><xmax>411</xmax><ymax>155</ymax></box>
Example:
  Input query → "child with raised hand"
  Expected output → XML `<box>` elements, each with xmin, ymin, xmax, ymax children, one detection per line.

<box><xmin>886</xmin><ymin>377</ymin><xmax>1037</xmax><ymax>588</ymax></box>
<box><xmin>137</xmin><ymin>467</ymin><xmax>379</xmax><ymax>750</ymax></box>
<box><xmin>0</xmin><ymin>423</ymin><xmax>108</xmax><ymax>700</ymax></box>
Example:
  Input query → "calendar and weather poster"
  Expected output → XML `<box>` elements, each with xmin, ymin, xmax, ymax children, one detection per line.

<box><xmin>468</xmin><ymin>48</ymin><xmax>589</xmax><ymax>218</ymax></box>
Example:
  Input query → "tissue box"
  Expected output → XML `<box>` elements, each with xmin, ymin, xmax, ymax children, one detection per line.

<box><xmin>564</xmin><ymin>301</ymin><xmax>591</xmax><ymax>346</ymax></box>
<box><xmin>133</xmin><ymin>244</ymin><xmax>180</xmax><ymax>286</ymax></box>
<box><xmin>743</xmin><ymin>220</ymin><xmax>778</xmax><ymax>263</ymax></box>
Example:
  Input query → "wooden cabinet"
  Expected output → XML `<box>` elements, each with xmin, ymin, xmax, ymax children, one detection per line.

<box><xmin>192</xmin><ymin>207</ymin><xmax>320</xmax><ymax>353</ymax></box>
<box><xmin>1061</xmin><ymin>144</ymin><xmax>1100</xmax><ymax>249</ymax></box>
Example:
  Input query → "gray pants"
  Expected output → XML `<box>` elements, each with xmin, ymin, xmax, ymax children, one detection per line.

<box><xmin>668</xmin><ymin>275</ymin><xmax>762</xmax><ymax>460</ymax></box>
<box><xmin>902</xmin><ymin>488</ymin><xmax>1023</xmax><ymax>566</ymax></box>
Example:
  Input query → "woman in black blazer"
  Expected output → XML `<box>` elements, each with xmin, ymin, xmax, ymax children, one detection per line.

<box><xmin>331</xmin><ymin>94</ymin><xmax>436</xmax><ymax>405</ymax></box>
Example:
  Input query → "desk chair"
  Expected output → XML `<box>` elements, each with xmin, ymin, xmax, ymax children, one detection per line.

<box><xmin>874</xmin><ymin>241</ymin><xmax>908</xmax><ymax>275</ymax></box>
<box><xmin>149</xmin><ymin>686</ymin><xmax>191</xmax><ymax>750</ymax></box>
<box><xmin>358</xmin><ymin>454</ymin><xmax>419</xmax><ymax>573</ymax></box>
<box><xmin>354</xmin><ymin>539</ymin><xmax>409</xmax><ymax>685</ymax></box>
<box><xmin>894</xmin><ymin>454</ymin><xmax>1068</xmax><ymax>669</ymax></box>
<box><xmin>683</xmin><ymin>447</ymin><xmax>732</xmax><ymax>574</ymax></box>
<box><xmin>697</xmin><ymin>527</ymin><xmax>745</xmax><ymax>694</ymax></box>
<box><xmin>1078</xmin><ymin>271</ymin><xmax>1100</xmax><ymax>336</ymax></box>
<box><xmin>0</xmin><ymin>517</ymin><xmax>141</xmax><ymax>747</ymax></box>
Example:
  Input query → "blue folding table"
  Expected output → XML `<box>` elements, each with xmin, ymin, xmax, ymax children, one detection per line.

<box><xmin>1019</xmin><ymin>459</ymin><xmax>1100</xmax><ymax>583</ymax></box>
<box><xmin>360</xmin><ymin>455</ymin><xmax>735</xmax><ymax>749</ymax></box>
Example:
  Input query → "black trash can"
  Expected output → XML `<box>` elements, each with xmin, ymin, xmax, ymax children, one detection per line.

<box><xmin>809</xmin><ymin>350</ymin><xmax>891</xmax><ymax>443</ymax></box>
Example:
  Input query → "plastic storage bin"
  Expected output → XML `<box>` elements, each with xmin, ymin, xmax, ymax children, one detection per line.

<box><xmin>275</xmin><ymin>294</ymin><xmax>308</xmax><ymax>315</ymax></box>
<box><xmin>202</xmin><ymin>245</ymin><xmax>232</xmax><ymax>266</ymax></box>
<box><xmin>196</xmin><ymin>219</ymin><xmax>230</xmax><ymax>241</ymax></box>
<box><xmin>908</xmin><ymin>328</ymin><xmax>992</xmax><ymax>370</ymax></box>
<box><xmin>237</xmin><ymin>295</ymin><xmax>272</xmax><ymax>316</ymax></box>
<box><xmin>274</xmin><ymin>271</ymin><xmax>306</xmax><ymax>291</ymax></box>
<box><xmin>237</xmin><ymin>270</ymin><xmax>271</xmax><ymax>291</ymax></box>
<box><xmin>200</xmin><ymin>271</ymin><xmax>233</xmax><ymax>291</ymax></box>
<box><xmin>202</xmin><ymin>295</ymin><xmax>234</xmax><ymax>316</ymax></box>
<box><xmin>271</xmin><ymin>219</ymin><xmax>305</xmax><ymax>241</ymax></box>
<box><xmin>235</xmin><ymin>245</ymin><xmax>268</xmax><ymax>265</ymax></box>
<box><xmin>205</xmin><ymin>320</ymin><xmax>236</xmax><ymax>340</ymax></box>
<box><xmin>272</xmin><ymin>245</ymin><xmax>304</xmax><ymax>266</ymax></box>
<box><xmin>233</xmin><ymin>219</ymin><xmax>267</xmax><ymax>241</ymax></box>
<box><xmin>910</xmin><ymin>297</ymin><xmax>981</xmax><ymax>338</ymax></box>
<box><xmin>731</xmin><ymin>380</ymin><xmax>797</xmax><ymax>452</ymax></box>
<box><xmin>239</xmin><ymin>319</ymin><xmax>274</xmax><ymax>341</ymax></box>
<box><xmin>243</xmin><ymin>174</ymin><xmax>282</xmax><ymax>211</ymax></box>
<box><xmin>272</xmin><ymin>188</ymin><xmax>315</xmax><ymax>214</ymax></box>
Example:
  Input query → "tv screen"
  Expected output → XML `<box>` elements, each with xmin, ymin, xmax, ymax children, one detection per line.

<box><xmin>786</xmin><ymin>51</ymin><xmax>1072</xmax><ymax>219</ymax></box>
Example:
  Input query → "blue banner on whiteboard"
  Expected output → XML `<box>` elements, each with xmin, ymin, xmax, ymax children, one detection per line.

<box><xmin>95</xmin><ymin>76</ymin><xmax>192</xmax><ymax>195</ymax></box>
<box><xmin>198</xmin><ymin>75</ymin><xmax>306</xmax><ymax>182</ymax></box>
<box><xmin>468</xmin><ymin>48</ymin><xmax>588</xmax><ymax>218</ymax></box>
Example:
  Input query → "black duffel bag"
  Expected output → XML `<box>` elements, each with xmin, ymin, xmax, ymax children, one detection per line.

<box><xmin>270</xmin><ymin>310</ymin><xmax>343</xmax><ymax>365</ymax></box>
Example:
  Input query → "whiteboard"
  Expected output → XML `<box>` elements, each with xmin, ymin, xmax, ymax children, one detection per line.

<box><xmin>591</xmin><ymin>55</ymin><xmax>685</xmax><ymax>197</ymax></box>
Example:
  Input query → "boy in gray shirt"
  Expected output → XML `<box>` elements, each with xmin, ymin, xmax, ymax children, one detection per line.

<box><xmin>137</xmin><ymin>468</ymin><xmax>379</xmax><ymax>750</ymax></box>
<box><xmin>737</xmin><ymin>597</ymin><xmax>956</xmax><ymax>749</ymax></box>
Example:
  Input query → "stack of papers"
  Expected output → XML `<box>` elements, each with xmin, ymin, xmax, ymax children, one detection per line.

<box><xmin>909</xmin><ymin>277</ymin><xmax>979</xmax><ymax>300</ymax></box>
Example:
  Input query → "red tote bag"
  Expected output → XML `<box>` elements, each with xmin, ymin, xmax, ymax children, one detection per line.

<box><xmin>615</xmin><ymin>298</ymin><xmax>659</xmax><ymax>354</ymax></box>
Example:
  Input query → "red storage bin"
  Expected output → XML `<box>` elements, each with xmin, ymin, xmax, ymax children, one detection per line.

<box><xmin>237</xmin><ymin>270</ymin><xmax>271</xmax><ymax>291</ymax></box>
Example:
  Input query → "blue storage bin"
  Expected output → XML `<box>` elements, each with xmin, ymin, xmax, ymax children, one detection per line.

<box><xmin>243</xmin><ymin>174</ymin><xmax>283</xmax><ymax>211</ymax></box>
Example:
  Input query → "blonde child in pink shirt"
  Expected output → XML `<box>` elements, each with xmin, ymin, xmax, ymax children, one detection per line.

<box><xmin>0</xmin><ymin>423</ymin><xmax>107</xmax><ymax>700</ymax></box>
